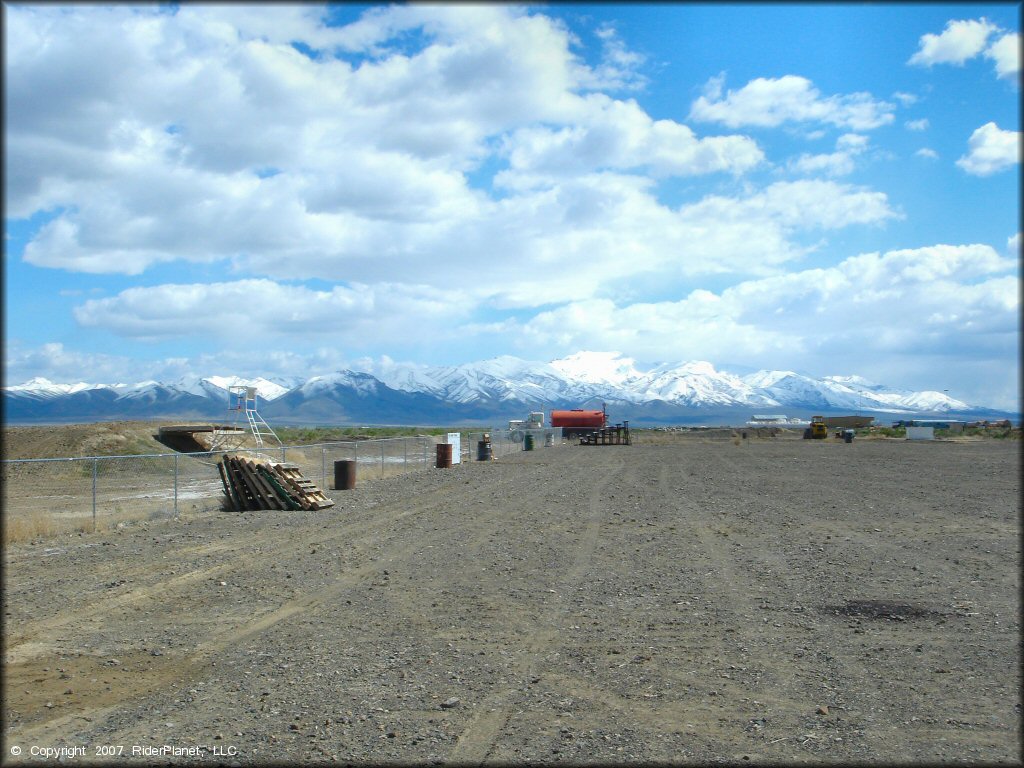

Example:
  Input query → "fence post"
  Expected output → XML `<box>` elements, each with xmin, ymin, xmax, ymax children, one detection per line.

<box><xmin>322</xmin><ymin>447</ymin><xmax>326</xmax><ymax>488</ymax></box>
<box><xmin>404</xmin><ymin>438</ymin><xmax>407</xmax><ymax>472</ymax></box>
<box><xmin>381</xmin><ymin>440</ymin><xmax>385</xmax><ymax>479</ymax></box>
<box><xmin>174</xmin><ymin>453</ymin><xmax>179</xmax><ymax>517</ymax></box>
<box><xmin>92</xmin><ymin>458</ymin><xmax>97</xmax><ymax>532</ymax></box>
<box><xmin>281</xmin><ymin>446</ymin><xmax>287</xmax><ymax>463</ymax></box>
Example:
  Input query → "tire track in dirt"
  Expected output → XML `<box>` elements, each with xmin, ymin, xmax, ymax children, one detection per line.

<box><xmin>370</xmin><ymin>450</ymin><xmax>594</xmax><ymax>638</ymax></box>
<box><xmin>654</xmin><ymin>456</ymin><xmax>804</xmax><ymax>710</ymax></box>
<box><xmin>445</xmin><ymin>449</ymin><xmax>723</xmax><ymax>760</ymax></box>
<box><xmin>500</xmin><ymin>447</ymin><xmax>812</xmax><ymax>756</ymax></box>
<box><xmin>451</xmin><ymin>452</ymin><xmax>795</xmax><ymax>755</ymax></box>
<box><xmin>5</xmin><ymin>471</ymin><xmax>509</xmax><ymax>654</ymax></box>
<box><xmin>444</xmin><ymin>454</ymin><xmax>702</xmax><ymax>759</ymax></box>
<box><xmin>73</xmin><ymin>457</ymin><xmax>587</xmax><ymax>751</ymax></box>
<box><xmin>2</xmin><ymin>538</ymin><xmax>240</xmax><ymax>600</ymax></box>
<box><xmin>660</xmin><ymin>445</ymin><xmax>933</xmax><ymax>754</ymax></box>
<box><xmin>539</xmin><ymin>668</ymin><xmax>722</xmax><ymax>733</ymax></box>
<box><xmin>448</xmin><ymin>451</ymin><xmax>625</xmax><ymax>763</ymax></box>
<box><xmin>87</xmin><ymin>460</ymin><xmax>580</xmax><ymax>754</ymax></box>
<box><xmin>7</xmin><ymin>551</ymin><xmax>400</xmax><ymax>748</ymax></box>
<box><xmin>5</xmin><ymin>467</ymin><xmax>539</xmax><ymax>745</ymax></box>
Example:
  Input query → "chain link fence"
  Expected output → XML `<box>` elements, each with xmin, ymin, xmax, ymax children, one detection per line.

<box><xmin>465</xmin><ymin>428</ymin><xmax>562</xmax><ymax>458</ymax></box>
<box><xmin>1</xmin><ymin>429</ymin><xmax>565</xmax><ymax>541</ymax></box>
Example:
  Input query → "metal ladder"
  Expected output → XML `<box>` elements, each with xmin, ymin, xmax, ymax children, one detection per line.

<box><xmin>243</xmin><ymin>391</ymin><xmax>280</xmax><ymax>450</ymax></box>
<box><xmin>234</xmin><ymin>386</ymin><xmax>282</xmax><ymax>452</ymax></box>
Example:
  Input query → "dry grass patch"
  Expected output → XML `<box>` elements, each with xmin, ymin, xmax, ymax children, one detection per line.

<box><xmin>2</xmin><ymin>511</ymin><xmax>95</xmax><ymax>544</ymax></box>
<box><xmin>2</xmin><ymin>504</ymin><xmax>173</xmax><ymax>545</ymax></box>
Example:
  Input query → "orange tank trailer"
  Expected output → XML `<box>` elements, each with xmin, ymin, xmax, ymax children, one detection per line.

<box><xmin>550</xmin><ymin>408</ymin><xmax>606</xmax><ymax>436</ymax></box>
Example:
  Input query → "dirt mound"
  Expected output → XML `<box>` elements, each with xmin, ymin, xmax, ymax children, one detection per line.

<box><xmin>2</xmin><ymin>421</ymin><xmax>175</xmax><ymax>460</ymax></box>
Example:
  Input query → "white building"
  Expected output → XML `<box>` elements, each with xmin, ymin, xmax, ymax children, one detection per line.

<box><xmin>747</xmin><ymin>414</ymin><xmax>804</xmax><ymax>426</ymax></box>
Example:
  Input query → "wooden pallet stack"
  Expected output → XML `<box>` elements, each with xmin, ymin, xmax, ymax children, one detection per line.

<box><xmin>217</xmin><ymin>454</ymin><xmax>334</xmax><ymax>511</ymax></box>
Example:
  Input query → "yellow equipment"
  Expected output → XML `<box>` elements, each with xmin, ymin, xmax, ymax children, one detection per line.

<box><xmin>804</xmin><ymin>415</ymin><xmax>828</xmax><ymax>440</ymax></box>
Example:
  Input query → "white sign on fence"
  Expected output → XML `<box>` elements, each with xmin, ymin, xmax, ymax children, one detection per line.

<box><xmin>447</xmin><ymin>432</ymin><xmax>461</xmax><ymax>464</ymax></box>
<box><xmin>906</xmin><ymin>426</ymin><xmax>935</xmax><ymax>441</ymax></box>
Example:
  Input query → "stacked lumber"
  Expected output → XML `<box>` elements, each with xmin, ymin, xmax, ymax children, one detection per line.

<box><xmin>217</xmin><ymin>455</ymin><xmax>334</xmax><ymax>511</ymax></box>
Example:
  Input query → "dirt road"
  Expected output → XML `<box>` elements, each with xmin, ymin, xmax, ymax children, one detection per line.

<box><xmin>3</xmin><ymin>434</ymin><xmax>1020</xmax><ymax>764</ymax></box>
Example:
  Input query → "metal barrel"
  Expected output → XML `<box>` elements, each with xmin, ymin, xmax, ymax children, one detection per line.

<box><xmin>477</xmin><ymin>440</ymin><xmax>492</xmax><ymax>461</ymax></box>
<box><xmin>334</xmin><ymin>459</ymin><xmax>356</xmax><ymax>490</ymax></box>
<box><xmin>844</xmin><ymin>431</ymin><xmax>854</xmax><ymax>443</ymax></box>
<box><xmin>524</xmin><ymin>433</ymin><xmax>534</xmax><ymax>451</ymax></box>
<box><xmin>545</xmin><ymin>433</ymin><xmax>554</xmax><ymax>447</ymax></box>
<box><xmin>436</xmin><ymin>443</ymin><xmax>453</xmax><ymax>468</ymax></box>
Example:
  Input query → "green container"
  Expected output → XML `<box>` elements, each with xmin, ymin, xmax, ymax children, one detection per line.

<box><xmin>524</xmin><ymin>433</ymin><xmax>535</xmax><ymax>451</ymax></box>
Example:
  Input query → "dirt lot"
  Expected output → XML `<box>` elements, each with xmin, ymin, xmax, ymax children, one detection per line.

<box><xmin>3</xmin><ymin>433</ymin><xmax>1020</xmax><ymax>764</ymax></box>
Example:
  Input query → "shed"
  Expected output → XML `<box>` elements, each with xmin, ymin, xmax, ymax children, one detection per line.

<box><xmin>906</xmin><ymin>426</ymin><xmax>935</xmax><ymax>441</ymax></box>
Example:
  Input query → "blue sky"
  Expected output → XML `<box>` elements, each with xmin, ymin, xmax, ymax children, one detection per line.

<box><xmin>3</xmin><ymin>3</ymin><xmax>1020</xmax><ymax>410</ymax></box>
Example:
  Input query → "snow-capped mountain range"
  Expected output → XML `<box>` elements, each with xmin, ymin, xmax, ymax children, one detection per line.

<box><xmin>3</xmin><ymin>351</ymin><xmax>1008</xmax><ymax>426</ymax></box>
<box><xmin>4</xmin><ymin>375</ymin><xmax>297</xmax><ymax>402</ymax></box>
<box><xmin>359</xmin><ymin>352</ymin><xmax>971</xmax><ymax>412</ymax></box>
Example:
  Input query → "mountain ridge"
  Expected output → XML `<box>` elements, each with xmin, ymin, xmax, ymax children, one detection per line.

<box><xmin>3</xmin><ymin>353</ymin><xmax>1015</xmax><ymax>426</ymax></box>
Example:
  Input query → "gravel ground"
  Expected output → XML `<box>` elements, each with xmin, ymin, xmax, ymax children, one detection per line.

<box><xmin>3</xmin><ymin>433</ymin><xmax>1020</xmax><ymax>764</ymax></box>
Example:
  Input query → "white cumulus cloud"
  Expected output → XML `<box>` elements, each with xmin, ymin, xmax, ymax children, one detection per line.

<box><xmin>909</xmin><ymin>18</ymin><xmax>999</xmax><ymax>66</ymax></box>
<box><xmin>909</xmin><ymin>18</ymin><xmax>1019</xmax><ymax>80</ymax></box>
<box><xmin>787</xmin><ymin>133</ymin><xmax>870</xmax><ymax>177</ymax></box>
<box><xmin>7</xmin><ymin>2</ymin><xmax>771</xmax><ymax>292</ymax></box>
<box><xmin>72</xmin><ymin>280</ymin><xmax>470</xmax><ymax>343</ymax></box>
<box><xmin>512</xmin><ymin>242</ymin><xmax>1018</xmax><ymax>404</ymax></box>
<box><xmin>985</xmin><ymin>32</ymin><xmax>1021</xmax><ymax>80</ymax></box>
<box><xmin>688</xmin><ymin>74</ymin><xmax>895</xmax><ymax>130</ymax></box>
<box><xmin>956</xmin><ymin>122</ymin><xmax>1021</xmax><ymax>175</ymax></box>
<box><xmin>2</xmin><ymin>341</ymin><xmax>356</xmax><ymax>386</ymax></box>
<box><xmin>500</xmin><ymin>94</ymin><xmax>764</xmax><ymax>180</ymax></box>
<box><xmin>62</xmin><ymin>176</ymin><xmax>899</xmax><ymax>338</ymax></box>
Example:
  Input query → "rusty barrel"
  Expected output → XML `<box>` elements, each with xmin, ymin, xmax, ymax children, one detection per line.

<box><xmin>334</xmin><ymin>459</ymin><xmax>356</xmax><ymax>490</ymax></box>
<box><xmin>436</xmin><ymin>443</ymin><xmax>453</xmax><ymax>468</ymax></box>
<box><xmin>477</xmin><ymin>440</ymin><xmax>492</xmax><ymax>461</ymax></box>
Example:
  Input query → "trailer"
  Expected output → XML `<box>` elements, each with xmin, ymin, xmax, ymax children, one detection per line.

<box><xmin>550</xmin><ymin>405</ymin><xmax>607</xmax><ymax>437</ymax></box>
